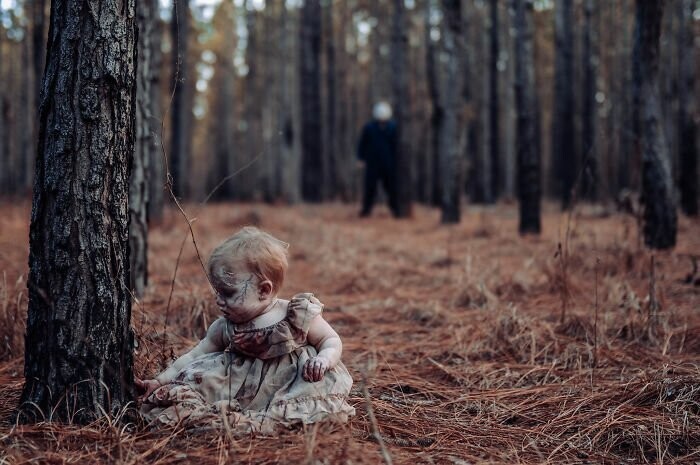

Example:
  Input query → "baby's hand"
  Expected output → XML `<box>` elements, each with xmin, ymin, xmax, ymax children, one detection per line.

<box><xmin>135</xmin><ymin>378</ymin><xmax>161</xmax><ymax>401</ymax></box>
<box><xmin>290</xmin><ymin>293</ymin><xmax>323</xmax><ymax>312</ymax></box>
<box><xmin>303</xmin><ymin>356</ymin><xmax>330</xmax><ymax>382</ymax></box>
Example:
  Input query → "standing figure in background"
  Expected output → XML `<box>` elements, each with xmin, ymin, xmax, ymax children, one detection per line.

<box><xmin>357</xmin><ymin>101</ymin><xmax>399</xmax><ymax>217</ymax></box>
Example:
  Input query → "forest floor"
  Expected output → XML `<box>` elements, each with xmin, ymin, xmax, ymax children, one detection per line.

<box><xmin>0</xmin><ymin>201</ymin><xmax>699</xmax><ymax>464</ymax></box>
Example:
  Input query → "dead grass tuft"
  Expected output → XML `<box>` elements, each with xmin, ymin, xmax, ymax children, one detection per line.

<box><xmin>0</xmin><ymin>273</ymin><xmax>27</xmax><ymax>362</ymax></box>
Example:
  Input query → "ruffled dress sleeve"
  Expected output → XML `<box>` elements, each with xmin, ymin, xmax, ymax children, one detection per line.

<box><xmin>287</xmin><ymin>292</ymin><xmax>323</xmax><ymax>332</ymax></box>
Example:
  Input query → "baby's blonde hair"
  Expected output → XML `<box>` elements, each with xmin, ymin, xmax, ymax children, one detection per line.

<box><xmin>208</xmin><ymin>226</ymin><xmax>289</xmax><ymax>294</ymax></box>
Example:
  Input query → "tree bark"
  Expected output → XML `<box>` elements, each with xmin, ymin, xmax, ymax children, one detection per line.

<box><xmin>3</xmin><ymin>37</ymin><xmax>18</xmax><ymax>195</ymax></box>
<box><xmin>20</xmin><ymin>0</ymin><xmax>136</xmax><ymax>422</ymax></box>
<box><xmin>215</xmin><ymin>1</ymin><xmax>236</xmax><ymax>200</ymax></box>
<box><xmin>0</xmin><ymin>24</ymin><xmax>5</xmax><ymax>195</ymax></box>
<box><xmin>677</xmin><ymin>0</ymin><xmax>697</xmax><ymax>216</ymax></box>
<box><xmin>241</xmin><ymin>2</ymin><xmax>261</xmax><ymax>200</ymax></box>
<box><xmin>633</xmin><ymin>0</ymin><xmax>677</xmax><ymax>249</ymax></box>
<box><xmin>391</xmin><ymin>0</ymin><xmax>413</xmax><ymax>217</ymax></box>
<box><xmin>279</xmin><ymin>2</ymin><xmax>301</xmax><ymax>203</ymax></box>
<box><xmin>581</xmin><ymin>0</ymin><xmax>598</xmax><ymax>200</ymax></box>
<box><xmin>502</xmin><ymin>0</ymin><xmax>516</xmax><ymax>199</ymax></box>
<box><xmin>552</xmin><ymin>0</ymin><xmax>576</xmax><ymax>208</ymax></box>
<box><xmin>488</xmin><ymin>0</ymin><xmax>500</xmax><ymax>201</ymax></box>
<box><xmin>131</xmin><ymin>0</ymin><xmax>157</xmax><ymax>297</ymax></box>
<box><xmin>21</xmin><ymin>14</ymin><xmax>34</xmax><ymax>193</ymax></box>
<box><xmin>147</xmin><ymin>6</ymin><xmax>164</xmax><ymax>222</ymax></box>
<box><xmin>323</xmin><ymin>0</ymin><xmax>337</xmax><ymax>200</ymax></box>
<box><xmin>512</xmin><ymin>0</ymin><xmax>541</xmax><ymax>234</ymax></box>
<box><xmin>335</xmin><ymin>0</ymin><xmax>353</xmax><ymax>201</ymax></box>
<box><xmin>615</xmin><ymin>2</ymin><xmax>636</xmax><ymax>195</ymax></box>
<box><xmin>32</xmin><ymin>0</ymin><xmax>47</xmax><ymax>99</ymax></box>
<box><xmin>300</xmin><ymin>0</ymin><xmax>324</xmax><ymax>202</ymax></box>
<box><xmin>425</xmin><ymin>0</ymin><xmax>442</xmax><ymax>207</ymax></box>
<box><xmin>439</xmin><ymin>0</ymin><xmax>463</xmax><ymax>223</ymax></box>
<box><xmin>170</xmin><ymin>0</ymin><xmax>191</xmax><ymax>198</ymax></box>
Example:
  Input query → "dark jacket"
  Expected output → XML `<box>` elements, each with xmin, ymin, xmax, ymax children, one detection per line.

<box><xmin>357</xmin><ymin>120</ymin><xmax>397</xmax><ymax>170</ymax></box>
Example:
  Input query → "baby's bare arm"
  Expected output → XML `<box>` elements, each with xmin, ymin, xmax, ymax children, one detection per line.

<box><xmin>155</xmin><ymin>318</ymin><xmax>226</xmax><ymax>384</ymax></box>
<box><xmin>305</xmin><ymin>316</ymin><xmax>342</xmax><ymax>381</ymax></box>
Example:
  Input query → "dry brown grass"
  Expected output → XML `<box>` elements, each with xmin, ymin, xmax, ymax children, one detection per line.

<box><xmin>0</xmin><ymin>201</ymin><xmax>698</xmax><ymax>464</ymax></box>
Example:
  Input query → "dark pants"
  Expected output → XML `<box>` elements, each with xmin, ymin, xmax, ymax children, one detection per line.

<box><xmin>361</xmin><ymin>164</ymin><xmax>398</xmax><ymax>216</ymax></box>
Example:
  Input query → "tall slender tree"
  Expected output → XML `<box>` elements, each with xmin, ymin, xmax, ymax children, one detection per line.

<box><xmin>131</xmin><ymin>0</ymin><xmax>159</xmax><ymax>297</ymax></box>
<box><xmin>31</xmin><ymin>0</ymin><xmax>46</xmax><ymax>102</ymax></box>
<box><xmin>581</xmin><ymin>0</ymin><xmax>598</xmax><ymax>200</ymax></box>
<box><xmin>0</xmin><ymin>19</ymin><xmax>5</xmax><ymax>194</ymax></box>
<box><xmin>279</xmin><ymin>1</ymin><xmax>301</xmax><ymax>203</ymax></box>
<box><xmin>633</xmin><ymin>0</ymin><xmax>676</xmax><ymax>249</ymax></box>
<box><xmin>241</xmin><ymin>2</ymin><xmax>262</xmax><ymax>200</ymax></box>
<box><xmin>300</xmin><ymin>0</ymin><xmax>324</xmax><ymax>202</ymax></box>
<box><xmin>334</xmin><ymin>0</ymin><xmax>353</xmax><ymax>200</ymax></box>
<box><xmin>391</xmin><ymin>0</ymin><xmax>413</xmax><ymax>217</ymax></box>
<box><xmin>147</xmin><ymin>0</ymin><xmax>164</xmax><ymax>222</ymax></box>
<box><xmin>439</xmin><ymin>0</ymin><xmax>463</xmax><ymax>223</ymax></box>
<box><xmin>323</xmin><ymin>0</ymin><xmax>338</xmax><ymax>199</ymax></box>
<box><xmin>20</xmin><ymin>0</ymin><xmax>136</xmax><ymax>422</ymax></box>
<box><xmin>213</xmin><ymin>0</ymin><xmax>236</xmax><ymax>199</ymax></box>
<box><xmin>502</xmin><ymin>0</ymin><xmax>516</xmax><ymax>199</ymax></box>
<box><xmin>488</xmin><ymin>0</ymin><xmax>500</xmax><ymax>201</ymax></box>
<box><xmin>425</xmin><ymin>0</ymin><xmax>442</xmax><ymax>207</ymax></box>
<box><xmin>170</xmin><ymin>0</ymin><xmax>191</xmax><ymax>198</ymax></box>
<box><xmin>20</xmin><ymin>14</ymin><xmax>33</xmax><ymax>192</ymax></box>
<box><xmin>512</xmin><ymin>0</ymin><xmax>541</xmax><ymax>234</ymax></box>
<box><xmin>619</xmin><ymin>1</ymin><xmax>637</xmax><ymax>194</ymax></box>
<box><xmin>677</xmin><ymin>0</ymin><xmax>697</xmax><ymax>216</ymax></box>
<box><xmin>552</xmin><ymin>0</ymin><xmax>576</xmax><ymax>208</ymax></box>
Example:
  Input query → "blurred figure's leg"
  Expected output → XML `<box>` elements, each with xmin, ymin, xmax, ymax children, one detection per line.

<box><xmin>381</xmin><ymin>168</ymin><xmax>399</xmax><ymax>217</ymax></box>
<box><xmin>361</xmin><ymin>165</ymin><xmax>378</xmax><ymax>216</ymax></box>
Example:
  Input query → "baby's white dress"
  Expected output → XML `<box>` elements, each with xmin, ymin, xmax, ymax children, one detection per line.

<box><xmin>140</xmin><ymin>294</ymin><xmax>355</xmax><ymax>433</ymax></box>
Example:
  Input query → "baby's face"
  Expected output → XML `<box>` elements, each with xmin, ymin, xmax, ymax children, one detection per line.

<box><xmin>210</xmin><ymin>262</ymin><xmax>269</xmax><ymax>323</ymax></box>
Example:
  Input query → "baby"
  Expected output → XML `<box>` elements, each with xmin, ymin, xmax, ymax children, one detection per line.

<box><xmin>136</xmin><ymin>227</ymin><xmax>354</xmax><ymax>432</ymax></box>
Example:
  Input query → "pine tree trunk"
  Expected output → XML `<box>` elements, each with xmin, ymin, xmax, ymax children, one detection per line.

<box><xmin>391</xmin><ymin>0</ymin><xmax>413</xmax><ymax>217</ymax></box>
<box><xmin>552</xmin><ymin>0</ymin><xmax>576</xmax><ymax>208</ymax></box>
<box><xmin>633</xmin><ymin>0</ymin><xmax>677</xmax><ymax>249</ymax></box>
<box><xmin>512</xmin><ymin>0</ymin><xmax>541</xmax><ymax>234</ymax></box>
<box><xmin>214</xmin><ymin>1</ymin><xmax>236</xmax><ymax>200</ymax></box>
<box><xmin>335</xmin><ymin>0</ymin><xmax>352</xmax><ymax>201</ymax></box>
<box><xmin>259</xmin><ymin>8</ymin><xmax>274</xmax><ymax>202</ymax></box>
<box><xmin>131</xmin><ymin>0</ymin><xmax>156</xmax><ymax>297</ymax></box>
<box><xmin>616</xmin><ymin>2</ymin><xmax>636</xmax><ymax>194</ymax></box>
<box><xmin>20</xmin><ymin>0</ymin><xmax>136</xmax><ymax>422</ymax></box>
<box><xmin>170</xmin><ymin>0</ymin><xmax>191</xmax><ymax>198</ymax></box>
<box><xmin>323</xmin><ymin>0</ymin><xmax>337</xmax><ymax>200</ymax></box>
<box><xmin>479</xmin><ymin>18</ymin><xmax>492</xmax><ymax>204</ymax></box>
<box><xmin>677</xmin><ymin>0</ymin><xmax>698</xmax><ymax>216</ymax></box>
<box><xmin>488</xmin><ymin>0</ymin><xmax>500</xmax><ymax>201</ymax></box>
<box><xmin>300</xmin><ymin>0</ymin><xmax>323</xmax><ymax>202</ymax></box>
<box><xmin>5</xmin><ymin>41</ymin><xmax>18</xmax><ymax>195</ymax></box>
<box><xmin>502</xmin><ymin>0</ymin><xmax>516</xmax><ymax>199</ymax></box>
<box><xmin>279</xmin><ymin>3</ymin><xmax>301</xmax><ymax>203</ymax></box>
<box><xmin>21</xmin><ymin>18</ymin><xmax>34</xmax><ymax>193</ymax></box>
<box><xmin>425</xmin><ymin>0</ymin><xmax>442</xmax><ymax>207</ymax></box>
<box><xmin>0</xmin><ymin>26</ymin><xmax>4</xmax><ymax>194</ymax></box>
<box><xmin>147</xmin><ymin>2</ymin><xmax>164</xmax><ymax>222</ymax></box>
<box><xmin>439</xmin><ymin>0</ymin><xmax>462</xmax><ymax>223</ymax></box>
<box><xmin>32</xmin><ymin>0</ymin><xmax>46</xmax><ymax>100</ymax></box>
<box><xmin>29</xmin><ymin>0</ymin><xmax>47</xmax><ymax>192</ymax></box>
<box><xmin>581</xmin><ymin>0</ymin><xmax>598</xmax><ymax>200</ymax></box>
<box><xmin>242</xmin><ymin>3</ymin><xmax>261</xmax><ymax>200</ymax></box>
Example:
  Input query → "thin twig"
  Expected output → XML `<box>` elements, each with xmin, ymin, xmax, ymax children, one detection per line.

<box><xmin>360</xmin><ymin>371</ymin><xmax>393</xmax><ymax>465</ymax></box>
